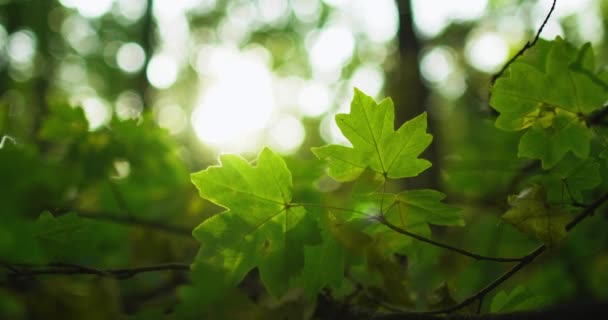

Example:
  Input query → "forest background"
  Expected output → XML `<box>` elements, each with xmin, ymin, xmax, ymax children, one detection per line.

<box><xmin>1</xmin><ymin>0</ymin><xmax>608</xmax><ymax>319</ymax></box>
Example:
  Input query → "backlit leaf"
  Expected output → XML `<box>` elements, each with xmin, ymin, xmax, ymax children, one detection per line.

<box><xmin>312</xmin><ymin>89</ymin><xmax>432</xmax><ymax>181</ymax></box>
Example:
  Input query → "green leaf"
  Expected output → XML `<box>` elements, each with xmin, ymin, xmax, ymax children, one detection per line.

<box><xmin>190</xmin><ymin>148</ymin><xmax>319</xmax><ymax>301</ymax></box>
<box><xmin>517</xmin><ymin>112</ymin><xmax>590</xmax><ymax>168</ymax></box>
<box><xmin>490</xmin><ymin>286</ymin><xmax>544</xmax><ymax>312</ymax></box>
<box><xmin>312</xmin><ymin>89</ymin><xmax>432</xmax><ymax>181</ymax></box>
<box><xmin>383</xmin><ymin>190</ymin><xmax>464</xmax><ymax>235</ymax></box>
<box><xmin>502</xmin><ymin>185</ymin><xmax>573</xmax><ymax>247</ymax></box>
<box><xmin>35</xmin><ymin>211</ymin><xmax>108</xmax><ymax>262</ymax></box>
<box><xmin>299</xmin><ymin>219</ymin><xmax>345</xmax><ymax>298</ymax></box>
<box><xmin>539</xmin><ymin>156</ymin><xmax>601</xmax><ymax>203</ymax></box>
<box><xmin>492</xmin><ymin>38</ymin><xmax>606</xmax><ymax>130</ymax></box>
<box><xmin>491</xmin><ymin>38</ymin><xmax>606</xmax><ymax>167</ymax></box>
<box><xmin>39</xmin><ymin>104</ymin><xmax>88</xmax><ymax>142</ymax></box>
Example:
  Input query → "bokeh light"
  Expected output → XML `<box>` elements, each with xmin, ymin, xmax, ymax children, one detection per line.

<box><xmin>465</xmin><ymin>32</ymin><xmax>508</xmax><ymax>73</ymax></box>
<box><xmin>146</xmin><ymin>54</ymin><xmax>178</xmax><ymax>89</ymax></box>
<box><xmin>116</xmin><ymin>42</ymin><xmax>146</xmax><ymax>73</ymax></box>
<box><xmin>191</xmin><ymin>46</ymin><xmax>275</xmax><ymax>151</ymax></box>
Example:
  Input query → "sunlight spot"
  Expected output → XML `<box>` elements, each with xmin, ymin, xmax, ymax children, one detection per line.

<box><xmin>297</xmin><ymin>81</ymin><xmax>331</xmax><ymax>117</ymax></box>
<box><xmin>537</xmin><ymin>20</ymin><xmax>564</xmax><ymax>40</ymax></box>
<box><xmin>61</xmin><ymin>15</ymin><xmax>98</xmax><ymax>54</ymax></box>
<box><xmin>81</xmin><ymin>97</ymin><xmax>111</xmax><ymax>130</ymax></box>
<box><xmin>258</xmin><ymin>0</ymin><xmax>289</xmax><ymax>25</ymax></box>
<box><xmin>320</xmin><ymin>112</ymin><xmax>349</xmax><ymax>145</ymax></box>
<box><xmin>116</xmin><ymin>42</ymin><xmax>145</xmax><ymax>73</ymax></box>
<box><xmin>7</xmin><ymin>30</ymin><xmax>36</xmax><ymax>65</ymax></box>
<box><xmin>156</xmin><ymin>104</ymin><xmax>187</xmax><ymax>135</ymax></box>
<box><xmin>309</xmin><ymin>25</ymin><xmax>355</xmax><ymax>73</ymax></box>
<box><xmin>420</xmin><ymin>46</ymin><xmax>453</xmax><ymax>83</ymax></box>
<box><xmin>58</xmin><ymin>57</ymin><xmax>87</xmax><ymax>87</ymax></box>
<box><xmin>116</xmin><ymin>0</ymin><xmax>147</xmax><ymax>22</ymax></box>
<box><xmin>349</xmin><ymin>64</ymin><xmax>384</xmax><ymax>98</ymax></box>
<box><xmin>412</xmin><ymin>0</ymin><xmax>487</xmax><ymax>38</ymax></box>
<box><xmin>352</xmin><ymin>0</ymin><xmax>398</xmax><ymax>43</ymax></box>
<box><xmin>268</xmin><ymin>116</ymin><xmax>305</xmax><ymax>154</ymax></box>
<box><xmin>111</xmin><ymin>159</ymin><xmax>131</xmax><ymax>180</ymax></box>
<box><xmin>146</xmin><ymin>53</ymin><xmax>178</xmax><ymax>89</ymax></box>
<box><xmin>115</xmin><ymin>90</ymin><xmax>143</xmax><ymax>120</ymax></box>
<box><xmin>60</xmin><ymin>0</ymin><xmax>115</xmax><ymax>18</ymax></box>
<box><xmin>192</xmin><ymin>46</ymin><xmax>275</xmax><ymax>152</ymax></box>
<box><xmin>292</xmin><ymin>0</ymin><xmax>321</xmax><ymax>23</ymax></box>
<box><xmin>465</xmin><ymin>32</ymin><xmax>508</xmax><ymax>73</ymax></box>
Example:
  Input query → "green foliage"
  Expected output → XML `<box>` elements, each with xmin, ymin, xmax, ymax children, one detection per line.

<box><xmin>2</xmin><ymin>33</ymin><xmax>608</xmax><ymax>320</ymax></box>
<box><xmin>491</xmin><ymin>37</ymin><xmax>608</xmax><ymax>168</ymax></box>
<box><xmin>490</xmin><ymin>286</ymin><xmax>545</xmax><ymax>312</ymax></box>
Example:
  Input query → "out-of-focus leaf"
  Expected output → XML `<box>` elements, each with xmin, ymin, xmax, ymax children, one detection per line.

<box><xmin>502</xmin><ymin>185</ymin><xmax>573</xmax><ymax>247</ymax></box>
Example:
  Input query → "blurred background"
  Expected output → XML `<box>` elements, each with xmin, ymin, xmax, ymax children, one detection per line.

<box><xmin>2</xmin><ymin>0</ymin><xmax>605</xmax><ymax>161</ymax></box>
<box><xmin>2</xmin><ymin>0</ymin><xmax>608</xmax><ymax>318</ymax></box>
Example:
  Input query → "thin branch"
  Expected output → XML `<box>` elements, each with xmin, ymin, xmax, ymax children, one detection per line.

<box><xmin>378</xmin><ymin>191</ymin><xmax>608</xmax><ymax>317</ymax></box>
<box><xmin>8</xmin><ymin>262</ymin><xmax>190</xmax><ymax>279</ymax></box>
<box><xmin>378</xmin><ymin>217</ymin><xmax>523</xmax><ymax>263</ymax></box>
<box><xmin>294</xmin><ymin>203</ymin><xmax>523</xmax><ymax>263</ymax></box>
<box><xmin>52</xmin><ymin>208</ymin><xmax>194</xmax><ymax>238</ymax></box>
<box><xmin>588</xmin><ymin>105</ymin><xmax>608</xmax><ymax>125</ymax></box>
<box><xmin>491</xmin><ymin>0</ymin><xmax>557</xmax><ymax>85</ymax></box>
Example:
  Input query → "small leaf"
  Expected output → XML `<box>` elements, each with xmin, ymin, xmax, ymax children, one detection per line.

<box><xmin>381</xmin><ymin>190</ymin><xmax>464</xmax><ymax>238</ymax></box>
<box><xmin>312</xmin><ymin>89</ymin><xmax>432</xmax><ymax>181</ymax></box>
<box><xmin>490</xmin><ymin>286</ymin><xmax>544</xmax><ymax>312</ymax></box>
<box><xmin>502</xmin><ymin>185</ymin><xmax>573</xmax><ymax>247</ymax></box>
<box><xmin>517</xmin><ymin>112</ymin><xmax>590</xmax><ymax>168</ymax></box>
<box><xmin>35</xmin><ymin>211</ymin><xmax>120</xmax><ymax>262</ymax></box>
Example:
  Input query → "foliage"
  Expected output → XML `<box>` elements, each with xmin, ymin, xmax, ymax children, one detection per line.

<box><xmin>2</xmin><ymin>7</ymin><xmax>608</xmax><ymax>320</ymax></box>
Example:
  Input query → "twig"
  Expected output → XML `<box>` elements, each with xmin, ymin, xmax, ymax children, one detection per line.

<box><xmin>491</xmin><ymin>0</ymin><xmax>557</xmax><ymax>85</ymax></box>
<box><xmin>377</xmin><ymin>191</ymin><xmax>608</xmax><ymax>317</ymax></box>
<box><xmin>52</xmin><ymin>208</ymin><xmax>194</xmax><ymax>238</ymax></box>
<box><xmin>378</xmin><ymin>217</ymin><xmax>523</xmax><ymax>263</ymax></box>
<box><xmin>8</xmin><ymin>262</ymin><xmax>190</xmax><ymax>279</ymax></box>
<box><xmin>295</xmin><ymin>203</ymin><xmax>523</xmax><ymax>262</ymax></box>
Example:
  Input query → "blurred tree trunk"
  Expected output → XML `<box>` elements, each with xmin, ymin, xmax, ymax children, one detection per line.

<box><xmin>138</xmin><ymin>0</ymin><xmax>154</xmax><ymax>109</ymax></box>
<box><xmin>386</xmin><ymin>0</ymin><xmax>440</xmax><ymax>190</ymax></box>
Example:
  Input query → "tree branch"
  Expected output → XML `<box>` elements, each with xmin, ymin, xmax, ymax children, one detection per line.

<box><xmin>375</xmin><ymin>191</ymin><xmax>608</xmax><ymax>318</ymax></box>
<box><xmin>295</xmin><ymin>203</ymin><xmax>523</xmax><ymax>262</ymax></box>
<box><xmin>378</xmin><ymin>217</ymin><xmax>523</xmax><ymax>263</ymax></box>
<box><xmin>5</xmin><ymin>262</ymin><xmax>190</xmax><ymax>280</ymax></box>
<box><xmin>491</xmin><ymin>0</ymin><xmax>556</xmax><ymax>85</ymax></box>
<box><xmin>53</xmin><ymin>208</ymin><xmax>194</xmax><ymax>238</ymax></box>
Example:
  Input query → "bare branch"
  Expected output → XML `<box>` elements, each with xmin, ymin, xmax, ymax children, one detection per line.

<box><xmin>6</xmin><ymin>262</ymin><xmax>190</xmax><ymax>279</ymax></box>
<box><xmin>491</xmin><ymin>0</ymin><xmax>557</xmax><ymax>85</ymax></box>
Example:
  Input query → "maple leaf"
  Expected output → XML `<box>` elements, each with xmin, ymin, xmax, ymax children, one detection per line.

<box><xmin>312</xmin><ymin>88</ymin><xmax>432</xmax><ymax>181</ymax></box>
<box><xmin>491</xmin><ymin>37</ymin><xmax>607</xmax><ymax>168</ymax></box>
<box><xmin>502</xmin><ymin>185</ymin><xmax>573</xmax><ymax>247</ymax></box>
<box><xmin>189</xmin><ymin>148</ymin><xmax>319</xmax><ymax>302</ymax></box>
